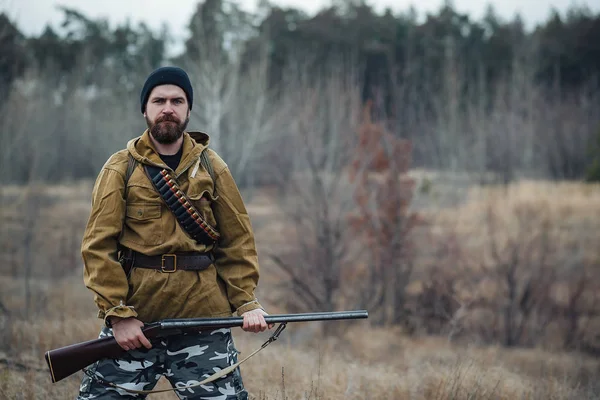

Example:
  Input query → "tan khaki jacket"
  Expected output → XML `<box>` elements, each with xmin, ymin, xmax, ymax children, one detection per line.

<box><xmin>81</xmin><ymin>130</ymin><xmax>262</xmax><ymax>325</ymax></box>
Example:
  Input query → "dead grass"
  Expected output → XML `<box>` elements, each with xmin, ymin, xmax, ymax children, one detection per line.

<box><xmin>421</xmin><ymin>180</ymin><xmax>600</xmax><ymax>284</ymax></box>
<box><xmin>0</xmin><ymin>320</ymin><xmax>597</xmax><ymax>399</ymax></box>
<box><xmin>428</xmin><ymin>179</ymin><xmax>600</xmax><ymax>240</ymax></box>
<box><xmin>1</xmin><ymin>178</ymin><xmax>599</xmax><ymax>398</ymax></box>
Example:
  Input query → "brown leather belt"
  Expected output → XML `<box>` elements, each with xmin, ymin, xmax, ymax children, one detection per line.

<box><xmin>126</xmin><ymin>249</ymin><xmax>214</xmax><ymax>273</ymax></box>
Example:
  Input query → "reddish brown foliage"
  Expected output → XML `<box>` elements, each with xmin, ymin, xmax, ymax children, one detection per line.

<box><xmin>347</xmin><ymin>101</ymin><xmax>421</xmax><ymax>324</ymax></box>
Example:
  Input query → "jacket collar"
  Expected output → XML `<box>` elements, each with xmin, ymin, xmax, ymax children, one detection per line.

<box><xmin>126</xmin><ymin>130</ymin><xmax>211</xmax><ymax>174</ymax></box>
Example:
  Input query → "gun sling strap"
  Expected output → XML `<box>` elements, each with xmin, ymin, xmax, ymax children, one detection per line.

<box><xmin>143</xmin><ymin>162</ymin><xmax>220</xmax><ymax>245</ymax></box>
<box><xmin>83</xmin><ymin>323</ymin><xmax>287</xmax><ymax>395</ymax></box>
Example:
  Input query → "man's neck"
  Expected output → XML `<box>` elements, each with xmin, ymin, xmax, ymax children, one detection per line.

<box><xmin>149</xmin><ymin>134</ymin><xmax>184</xmax><ymax>156</ymax></box>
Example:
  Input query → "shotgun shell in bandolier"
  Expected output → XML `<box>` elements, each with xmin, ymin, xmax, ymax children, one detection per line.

<box><xmin>151</xmin><ymin>169</ymin><xmax>220</xmax><ymax>243</ymax></box>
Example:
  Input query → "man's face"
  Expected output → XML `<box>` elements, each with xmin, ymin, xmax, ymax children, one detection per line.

<box><xmin>144</xmin><ymin>84</ymin><xmax>190</xmax><ymax>144</ymax></box>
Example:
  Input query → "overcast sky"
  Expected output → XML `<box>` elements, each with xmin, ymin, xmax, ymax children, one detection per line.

<box><xmin>2</xmin><ymin>0</ymin><xmax>598</xmax><ymax>47</ymax></box>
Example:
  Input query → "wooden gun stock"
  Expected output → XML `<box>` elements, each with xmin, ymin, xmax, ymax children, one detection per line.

<box><xmin>44</xmin><ymin>310</ymin><xmax>368</xmax><ymax>383</ymax></box>
<box><xmin>45</xmin><ymin>324</ymin><xmax>162</xmax><ymax>383</ymax></box>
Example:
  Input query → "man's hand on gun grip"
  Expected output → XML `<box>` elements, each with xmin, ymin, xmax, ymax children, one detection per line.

<box><xmin>110</xmin><ymin>317</ymin><xmax>153</xmax><ymax>350</ymax></box>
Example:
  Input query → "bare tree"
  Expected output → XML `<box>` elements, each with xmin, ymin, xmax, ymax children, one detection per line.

<box><xmin>267</xmin><ymin>63</ymin><xmax>363</xmax><ymax>320</ymax></box>
<box><xmin>184</xmin><ymin>34</ymin><xmax>274</xmax><ymax>191</ymax></box>
<box><xmin>483</xmin><ymin>201</ymin><xmax>557</xmax><ymax>346</ymax></box>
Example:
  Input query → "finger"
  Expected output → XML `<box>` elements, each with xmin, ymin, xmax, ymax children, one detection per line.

<box><xmin>121</xmin><ymin>342</ymin><xmax>130</xmax><ymax>351</ymax></box>
<box><xmin>249</xmin><ymin>316</ymin><xmax>259</xmax><ymax>332</ymax></box>
<box><xmin>139</xmin><ymin>334</ymin><xmax>153</xmax><ymax>349</ymax></box>
<box><xmin>258</xmin><ymin>316</ymin><xmax>267</xmax><ymax>331</ymax></box>
<box><xmin>243</xmin><ymin>315</ymin><xmax>250</xmax><ymax>330</ymax></box>
<box><xmin>246</xmin><ymin>316</ymin><xmax>254</xmax><ymax>332</ymax></box>
<box><xmin>258</xmin><ymin>311</ymin><xmax>272</xmax><ymax>329</ymax></box>
<box><xmin>115</xmin><ymin>336</ymin><xmax>129</xmax><ymax>351</ymax></box>
<box><xmin>255</xmin><ymin>316</ymin><xmax>264</xmax><ymax>332</ymax></box>
<box><xmin>246</xmin><ymin>315</ymin><xmax>255</xmax><ymax>331</ymax></box>
<box><xmin>128</xmin><ymin>338</ymin><xmax>142</xmax><ymax>349</ymax></box>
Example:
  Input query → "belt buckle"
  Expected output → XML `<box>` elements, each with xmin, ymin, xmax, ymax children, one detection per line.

<box><xmin>161</xmin><ymin>254</ymin><xmax>177</xmax><ymax>273</ymax></box>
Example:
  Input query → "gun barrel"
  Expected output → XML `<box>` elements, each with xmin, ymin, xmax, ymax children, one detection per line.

<box><xmin>160</xmin><ymin>310</ymin><xmax>369</xmax><ymax>330</ymax></box>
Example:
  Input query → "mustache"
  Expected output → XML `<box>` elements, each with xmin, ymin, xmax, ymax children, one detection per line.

<box><xmin>156</xmin><ymin>115</ymin><xmax>180</xmax><ymax>123</ymax></box>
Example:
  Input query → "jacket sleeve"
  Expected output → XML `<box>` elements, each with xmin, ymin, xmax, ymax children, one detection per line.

<box><xmin>211</xmin><ymin>166</ymin><xmax>263</xmax><ymax>316</ymax></box>
<box><xmin>81</xmin><ymin>166</ymin><xmax>138</xmax><ymax>326</ymax></box>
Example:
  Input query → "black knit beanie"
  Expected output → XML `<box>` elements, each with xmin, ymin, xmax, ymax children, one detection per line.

<box><xmin>140</xmin><ymin>66</ymin><xmax>193</xmax><ymax>113</ymax></box>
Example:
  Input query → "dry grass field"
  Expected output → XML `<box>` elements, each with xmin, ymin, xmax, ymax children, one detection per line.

<box><xmin>1</xmin><ymin>175</ymin><xmax>599</xmax><ymax>399</ymax></box>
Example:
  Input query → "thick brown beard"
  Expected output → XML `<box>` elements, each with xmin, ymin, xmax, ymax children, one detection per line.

<box><xmin>146</xmin><ymin>114</ymin><xmax>189</xmax><ymax>144</ymax></box>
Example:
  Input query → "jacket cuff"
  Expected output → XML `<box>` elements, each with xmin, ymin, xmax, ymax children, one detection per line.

<box><xmin>236</xmin><ymin>299</ymin><xmax>263</xmax><ymax>316</ymax></box>
<box><xmin>100</xmin><ymin>302</ymin><xmax>138</xmax><ymax>327</ymax></box>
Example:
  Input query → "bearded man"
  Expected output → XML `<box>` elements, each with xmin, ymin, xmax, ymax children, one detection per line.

<box><xmin>77</xmin><ymin>66</ymin><xmax>269</xmax><ymax>399</ymax></box>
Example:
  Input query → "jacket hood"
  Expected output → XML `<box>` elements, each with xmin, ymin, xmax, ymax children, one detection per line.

<box><xmin>126</xmin><ymin>130</ymin><xmax>210</xmax><ymax>172</ymax></box>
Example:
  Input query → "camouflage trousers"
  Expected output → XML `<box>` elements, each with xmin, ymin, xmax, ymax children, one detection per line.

<box><xmin>76</xmin><ymin>326</ymin><xmax>248</xmax><ymax>399</ymax></box>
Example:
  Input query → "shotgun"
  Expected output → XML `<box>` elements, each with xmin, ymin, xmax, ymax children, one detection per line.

<box><xmin>44</xmin><ymin>310</ymin><xmax>368</xmax><ymax>383</ymax></box>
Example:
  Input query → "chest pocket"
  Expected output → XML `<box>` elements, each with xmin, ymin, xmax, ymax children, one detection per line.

<box><xmin>127</xmin><ymin>204</ymin><xmax>161</xmax><ymax>220</ymax></box>
<box><xmin>124</xmin><ymin>203</ymin><xmax>163</xmax><ymax>245</ymax></box>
